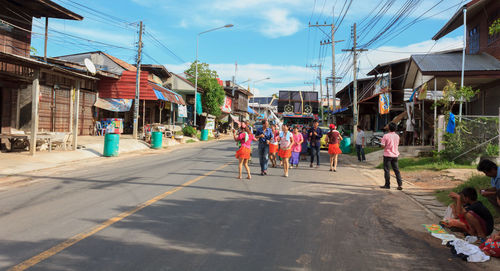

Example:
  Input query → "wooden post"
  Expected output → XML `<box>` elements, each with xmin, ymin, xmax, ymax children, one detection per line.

<box><xmin>30</xmin><ymin>70</ymin><xmax>40</xmax><ymax>156</ymax></box>
<box><xmin>16</xmin><ymin>89</ymin><xmax>20</xmax><ymax>129</ymax></box>
<box><xmin>421</xmin><ymin>100</ymin><xmax>425</xmax><ymax>146</ymax></box>
<box><xmin>69</xmin><ymin>87</ymin><xmax>74</xmax><ymax>134</ymax></box>
<box><xmin>434</xmin><ymin>78</ymin><xmax>437</xmax><ymax>147</ymax></box>
<box><xmin>437</xmin><ymin>115</ymin><xmax>445</xmax><ymax>152</ymax></box>
<box><xmin>72</xmin><ymin>81</ymin><xmax>80</xmax><ymax>150</ymax></box>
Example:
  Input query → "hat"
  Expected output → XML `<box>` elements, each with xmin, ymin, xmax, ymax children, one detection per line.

<box><xmin>329</xmin><ymin>124</ymin><xmax>336</xmax><ymax>130</ymax></box>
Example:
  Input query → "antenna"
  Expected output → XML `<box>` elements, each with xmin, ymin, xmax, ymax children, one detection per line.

<box><xmin>84</xmin><ymin>58</ymin><xmax>97</xmax><ymax>75</ymax></box>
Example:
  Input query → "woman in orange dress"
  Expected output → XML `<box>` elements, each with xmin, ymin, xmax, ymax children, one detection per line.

<box><xmin>327</xmin><ymin>124</ymin><xmax>343</xmax><ymax>172</ymax></box>
<box><xmin>234</xmin><ymin>125</ymin><xmax>256</xmax><ymax>179</ymax></box>
<box><xmin>277</xmin><ymin>124</ymin><xmax>294</xmax><ymax>177</ymax></box>
<box><xmin>269</xmin><ymin>124</ymin><xmax>279</xmax><ymax>167</ymax></box>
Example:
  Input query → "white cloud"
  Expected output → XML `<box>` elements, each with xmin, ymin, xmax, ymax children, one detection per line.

<box><xmin>260</xmin><ymin>8</ymin><xmax>302</xmax><ymax>38</ymax></box>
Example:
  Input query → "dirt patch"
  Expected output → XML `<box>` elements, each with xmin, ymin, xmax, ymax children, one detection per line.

<box><xmin>401</xmin><ymin>169</ymin><xmax>478</xmax><ymax>190</ymax></box>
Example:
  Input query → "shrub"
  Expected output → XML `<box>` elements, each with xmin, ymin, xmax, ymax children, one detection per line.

<box><xmin>182</xmin><ymin>126</ymin><xmax>197</xmax><ymax>137</ymax></box>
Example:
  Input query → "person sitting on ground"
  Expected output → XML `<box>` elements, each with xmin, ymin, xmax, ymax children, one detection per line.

<box><xmin>477</xmin><ymin>159</ymin><xmax>500</xmax><ymax>214</ymax></box>
<box><xmin>442</xmin><ymin>187</ymin><xmax>494</xmax><ymax>239</ymax></box>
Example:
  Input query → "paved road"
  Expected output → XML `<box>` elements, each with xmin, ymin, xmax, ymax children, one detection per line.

<box><xmin>0</xmin><ymin>140</ymin><xmax>480</xmax><ymax>270</ymax></box>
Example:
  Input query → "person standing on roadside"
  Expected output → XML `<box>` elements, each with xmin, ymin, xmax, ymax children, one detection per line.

<box><xmin>308</xmin><ymin>120</ymin><xmax>323</xmax><ymax>168</ymax></box>
<box><xmin>255</xmin><ymin>119</ymin><xmax>274</xmax><ymax>176</ymax></box>
<box><xmin>277</xmin><ymin>124</ymin><xmax>294</xmax><ymax>177</ymax></box>
<box><xmin>233</xmin><ymin>125</ymin><xmax>256</xmax><ymax>180</ymax></box>
<box><xmin>380</xmin><ymin>123</ymin><xmax>403</xmax><ymax>190</ymax></box>
<box><xmin>327</xmin><ymin>124</ymin><xmax>343</xmax><ymax>172</ymax></box>
<box><xmin>269</xmin><ymin>124</ymin><xmax>279</xmax><ymax>168</ymax></box>
<box><xmin>290</xmin><ymin>126</ymin><xmax>304</xmax><ymax>168</ymax></box>
<box><xmin>356</xmin><ymin>126</ymin><xmax>366</xmax><ymax>162</ymax></box>
<box><xmin>300</xmin><ymin>127</ymin><xmax>309</xmax><ymax>161</ymax></box>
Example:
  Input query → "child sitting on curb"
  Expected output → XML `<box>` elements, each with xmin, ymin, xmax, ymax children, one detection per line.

<box><xmin>479</xmin><ymin>189</ymin><xmax>500</xmax><ymax>257</ymax></box>
<box><xmin>441</xmin><ymin>187</ymin><xmax>494</xmax><ymax>240</ymax></box>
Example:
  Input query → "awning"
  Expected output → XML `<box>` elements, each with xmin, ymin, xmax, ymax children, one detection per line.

<box><xmin>153</xmin><ymin>88</ymin><xmax>167</xmax><ymax>101</ymax></box>
<box><xmin>230</xmin><ymin>114</ymin><xmax>241</xmax><ymax>125</ymax></box>
<box><xmin>247</xmin><ymin>106</ymin><xmax>257</xmax><ymax>115</ymax></box>
<box><xmin>332</xmin><ymin>107</ymin><xmax>349</xmax><ymax>115</ymax></box>
<box><xmin>94</xmin><ymin>98</ymin><xmax>133</xmax><ymax>112</ymax></box>
<box><xmin>149</xmin><ymin>83</ymin><xmax>186</xmax><ymax>105</ymax></box>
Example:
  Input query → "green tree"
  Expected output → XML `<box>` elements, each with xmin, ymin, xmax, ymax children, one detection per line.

<box><xmin>185</xmin><ymin>61</ymin><xmax>225</xmax><ymax>117</ymax></box>
<box><xmin>438</xmin><ymin>80</ymin><xmax>479</xmax><ymax>114</ymax></box>
<box><xmin>489</xmin><ymin>19</ymin><xmax>500</xmax><ymax>35</ymax></box>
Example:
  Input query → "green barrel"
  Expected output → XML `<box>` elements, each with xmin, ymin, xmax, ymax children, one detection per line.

<box><xmin>151</xmin><ymin>131</ymin><xmax>163</xmax><ymax>149</ymax></box>
<box><xmin>200</xmin><ymin>129</ymin><xmax>209</xmax><ymax>141</ymax></box>
<box><xmin>340</xmin><ymin>137</ymin><xmax>351</xmax><ymax>154</ymax></box>
<box><xmin>103</xmin><ymin>133</ymin><xmax>119</xmax><ymax>157</ymax></box>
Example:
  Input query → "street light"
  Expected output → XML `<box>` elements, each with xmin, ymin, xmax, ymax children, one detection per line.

<box><xmin>194</xmin><ymin>24</ymin><xmax>233</xmax><ymax>127</ymax></box>
<box><xmin>250</xmin><ymin>77</ymin><xmax>271</xmax><ymax>95</ymax></box>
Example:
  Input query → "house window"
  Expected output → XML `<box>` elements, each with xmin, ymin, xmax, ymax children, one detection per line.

<box><xmin>469</xmin><ymin>26</ymin><xmax>480</xmax><ymax>54</ymax></box>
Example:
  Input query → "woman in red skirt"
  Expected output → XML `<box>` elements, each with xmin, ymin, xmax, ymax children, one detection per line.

<box><xmin>277</xmin><ymin>124</ymin><xmax>294</xmax><ymax>177</ymax></box>
<box><xmin>327</xmin><ymin>124</ymin><xmax>343</xmax><ymax>172</ymax></box>
<box><xmin>269</xmin><ymin>124</ymin><xmax>279</xmax><ymax>167</ymax></box>
<box><xmin>234</xmin><ymin>125</ymin><xmax>256</xmax><ymax>179</ymax></box>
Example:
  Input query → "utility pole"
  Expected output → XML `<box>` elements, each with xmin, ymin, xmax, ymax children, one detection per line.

<box><xmin>306</xmin><ymin>64</ymin><xmax>323</xmax><ymax>122</ymax></box>
<box><xmin>133</xmin><ymin>21</ymin><xmax>143</xmax><ymax>139</ymax></box>
<box><xmin>342</xmin><ymin>23</ymin><xmax>367</xmax><ymax>141</ymax></box>
<box><xmin>311</xmin><ymin>20</ymin><xmax>344</xmax><ymax>125</ymax></box>
<box><xmin>44</xmin><ymin>17</ymin><xmax>48</xmax><ymax>62</ymax></box>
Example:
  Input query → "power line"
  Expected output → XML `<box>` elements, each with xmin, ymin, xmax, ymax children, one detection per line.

<box><xmin>144</xmin><ymin>30</ymin><xmax>185</xmax><ymax>63</ymax></box>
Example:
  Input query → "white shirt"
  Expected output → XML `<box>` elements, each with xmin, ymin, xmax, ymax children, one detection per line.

<box><xmin>356</xmin><ymin>130</ymin><xmax>365</xmax><ymax>145</ymax></box>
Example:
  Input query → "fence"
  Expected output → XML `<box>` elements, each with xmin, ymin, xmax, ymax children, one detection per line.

<box><xmin>439</xmin><ymin>112</ymin><xmax>499</xmax><ymax>163</ymax></box>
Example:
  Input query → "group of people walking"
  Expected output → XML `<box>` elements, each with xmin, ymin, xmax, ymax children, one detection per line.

<box><xmin>233</xmin><ymin>119</ymin><xmax>344</xmax><ymax>179</ymax></box>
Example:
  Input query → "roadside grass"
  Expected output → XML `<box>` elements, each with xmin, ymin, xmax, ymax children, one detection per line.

<box><xmin>348</xmin><ymin>146</ymin><xmax>380</xmax><ymax>156</ymax></box>
<box><xmin>435</xmin><ymin>175</ymin><xmax>498</xmax><ymax>218</ymax></box>
<box><xmin>186</xmin><ymin>139</ymin><xmax>196</xmax><ymax>143</ymax></box>
<box><xmin>375</xmin><ymin>157</ymin><xmax>476</xmax><ymax>171</ymax></box>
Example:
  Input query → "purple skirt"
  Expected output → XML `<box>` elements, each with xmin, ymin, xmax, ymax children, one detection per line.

<box><xmin>290</xmin><ymin>151</ymin><xmax>300</xmax><ymax>165</ymax></box>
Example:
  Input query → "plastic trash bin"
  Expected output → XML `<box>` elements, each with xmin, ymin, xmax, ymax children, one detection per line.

<box><xmin>151</xmin><ymin>131</ymin><xmax>163</xmax><ymax>149</ymax></box>
<box><xmin>340</xmin><ymin>137</ymin><xmax>351</xmax><ymax>154</ymax></box>
<box><xmin>103</xmin><ymin>133</ymin><xmax>119</xmax><ymax>157</ymax></box>
<box><xmin>201</xmin><ymin>129</ymin><xmax>209</xmax><ymax>141</ymax></box>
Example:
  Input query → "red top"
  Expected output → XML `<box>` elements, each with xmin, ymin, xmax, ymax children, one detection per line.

<box><xmin>327</xmin><ymin>130</ymin><xmax>341</xmax><ymax>145</ymax></box>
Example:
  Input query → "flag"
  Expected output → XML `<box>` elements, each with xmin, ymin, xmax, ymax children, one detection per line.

<box><xmin>379</xmin><ymin>93</ymin><xmax>390</xmax><ymax>115</ymax></box>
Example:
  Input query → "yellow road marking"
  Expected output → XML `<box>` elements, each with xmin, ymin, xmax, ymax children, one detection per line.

<box><xmin>9</xmin><ymin>163</ymin><xmax>230</xmax><ymax>271</ymax></box>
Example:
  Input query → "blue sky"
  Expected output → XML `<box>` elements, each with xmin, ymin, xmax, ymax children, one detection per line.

<box><xmin>32</xmin><ymin>0</ymin><xmax>466</xmax><ymax>96</ymax></box>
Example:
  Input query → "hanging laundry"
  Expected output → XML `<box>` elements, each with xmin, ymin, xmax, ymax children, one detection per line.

<box><xmin>446</xmin><ymin>112</ymin><xmax>456</xmax><ymax>134</ymax></box>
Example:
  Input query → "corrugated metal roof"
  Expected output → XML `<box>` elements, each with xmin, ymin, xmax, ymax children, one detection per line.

<box><xmin>98</xmin><ymin>71</ymin><xmax>154</xmax><ymax>100</ymax></box>
<box><xmin>412</xmin><ymin>53</ymin><xmax>500</xmax><ymax>72</ymax></box>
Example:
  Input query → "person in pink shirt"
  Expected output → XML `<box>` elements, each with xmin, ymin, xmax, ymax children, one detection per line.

<box><xmin>380</xmin><ymin>122</ymin><xmax>403</xmax><ymax>190</ymax></box>
<box><xmin>233</xmin><ymin>124</ymin><xmax>257</xmax><ymax>180</ymax></box>
<box><xmin>290</xmin><ymin>126</ymin><xmax>304</xmax><ymax>168</ymax></box>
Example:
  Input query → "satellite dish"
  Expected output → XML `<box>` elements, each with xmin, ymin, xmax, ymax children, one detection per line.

<box><xmin>84</xmin><ymin>58</ymin><xmax>97</xmax><ymax>75</ymax></box>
